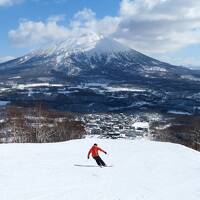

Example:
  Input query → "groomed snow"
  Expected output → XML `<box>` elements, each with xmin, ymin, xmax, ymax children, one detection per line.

<box><xmin>0</xmin><ymin>138</ymin><xmax>200</xmax><ymax>200</ymax></box>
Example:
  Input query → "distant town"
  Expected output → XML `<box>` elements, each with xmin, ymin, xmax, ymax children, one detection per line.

<box><xmin>79</xmin><ymin>112</ymin><xmax>162</xmax><ymax>139</ymax></box>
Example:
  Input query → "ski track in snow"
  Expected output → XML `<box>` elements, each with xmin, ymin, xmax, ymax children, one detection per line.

<box><xmin>0</xmin><ymin>138</ymin><xmax>200</xmax><ymax>200</ymax></box>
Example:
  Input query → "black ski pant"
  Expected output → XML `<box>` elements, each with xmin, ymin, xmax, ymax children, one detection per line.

<box><xmin>93</xmin><ymin>156</ymin><xmax>106</xmax><ymax>167</ymax></box>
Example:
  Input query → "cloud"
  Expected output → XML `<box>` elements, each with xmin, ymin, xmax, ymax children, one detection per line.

<box><xmin>159</xmin><ymin>55</ymin><xmax>200</xmax><ymax>69</ymax></box>
<box><xmin>0</xmin><ymin>0</ymin><xmax>68</xmax><ymax>7</ymax></box>
<box><xmin>9</xmin><ymin>9</ymin><xmax>120</xmax><ymax>48</ymax></box>
<box><xmin>115</xmin><ymin>0</ymin><xmax>200</xmax><ymax>53</ymax></box>
<box><xmin>8</xmin><ymin>0</ymin><xmax>200</xmax><ymax>55</ymax></box>
<box><xmin>0</xmin><ymin>56</ymin><xmax>15</xmax><ymax>63</ymax></box>
<box><xmin>9</xmin><ymin>17</ymin><xmax>70</xmax><ymax>47</ymax></box>
<box><xmin>0</xmin><ymin>0</ymin><xmax>23</xmax><ymax>6</ymax></box>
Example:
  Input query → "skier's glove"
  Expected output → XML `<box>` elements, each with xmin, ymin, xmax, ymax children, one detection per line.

<box><xmin>105</xmin><ymin>152</ymin><xmax>107</xmax><ymax>154</ymax></box>
<box><xmin>87</xmin><ymin>156</ymin><xmax>89</xmax><ymax>159</ymax></box>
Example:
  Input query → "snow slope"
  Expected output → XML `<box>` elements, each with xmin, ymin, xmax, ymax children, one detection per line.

<box><xmin>0</xmin><ymin>138</ymin><xmax>200</xmax><ymax>200</ymax></box>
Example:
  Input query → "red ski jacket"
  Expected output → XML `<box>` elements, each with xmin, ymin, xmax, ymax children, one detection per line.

<box><xmin>88</xmin><ymin>145</ymin><xmax>107</xmax><ymax>158</ymax></box>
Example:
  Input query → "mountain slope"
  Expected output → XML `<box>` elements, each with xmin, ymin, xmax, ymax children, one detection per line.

<box><xmin>0</xmin><ymin>35</ymin><xmax>200</xmax><ymax>113</ymax></box>
<box><xmin>0</xmin><ymin>35</ymin><xmax>192</xmax><ymax>83</ymax></box>
<box><xmin>0</xmin><ymin>138</ymin><xmax>200</xmax><ymax>200</ymax></box>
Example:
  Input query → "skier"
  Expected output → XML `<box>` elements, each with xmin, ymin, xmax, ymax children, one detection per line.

<box><xmin>87</xmin><ymin>143</ymin><xmax>107</xmax><ymax>167</ymax></box>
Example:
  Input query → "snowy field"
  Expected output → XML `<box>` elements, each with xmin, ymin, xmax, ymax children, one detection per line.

<box><xmin>0</xmin><ymin>138</ymin><xmax>200</xmax><ymax>200</ymax></box>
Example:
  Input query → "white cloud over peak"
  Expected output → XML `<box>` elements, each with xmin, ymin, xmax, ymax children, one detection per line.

<box><xmin>9</xmin><ymin>9</ymin><xmax>120</xmax><ymax>48</ymax></box>
<box><xmin>74</xmin><ymin>8</ymin><xmax>96</xmax><ymax>21</ymax></box>
<box><xmin>8</xmin><ymin>0</ymin><xmax>200</xmax><ymax>55</ymax></box>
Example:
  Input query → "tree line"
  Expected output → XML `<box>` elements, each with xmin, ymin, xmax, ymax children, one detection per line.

<box><xmin>151</xmin><ymin>115</ymin><xmax>200</xmax><ymax>151</ymax></box>
<box><xmin>0</xmin><ymin>105</ymin><xmax>85</xmax><ymax>143</ymax></box>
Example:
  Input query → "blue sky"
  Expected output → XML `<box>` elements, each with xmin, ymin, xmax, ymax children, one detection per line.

<box><xmin>0</xmin><ymin>0</ymin><xmax>120</xmax><ymax>56</ymax></box>
<box><xmin>1</xmin><ymin>0</ymin><xmax>200</xmax><ymax>68</ymax></box>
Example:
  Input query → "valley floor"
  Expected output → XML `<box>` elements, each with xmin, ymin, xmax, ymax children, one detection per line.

<box><xmin>0</xmin><ymin>138</ymin><xmax>200</xmax><ymax>200</ymax></box>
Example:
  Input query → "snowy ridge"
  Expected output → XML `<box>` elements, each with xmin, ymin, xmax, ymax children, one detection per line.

<box><xmin>1</xmin><ymin>138</ymin><xmax>200</xmax><ymax>200</ymax></box>
<box><xmin>17</xmin><ymin>34</ymin><xmax>135</xmax><ymax>69</ymax></box>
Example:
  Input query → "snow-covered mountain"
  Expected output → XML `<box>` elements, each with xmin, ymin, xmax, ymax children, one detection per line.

<box><xmin>0</xmin><ymin>35</ymin><xmax>200</xmax><ymax>113</ymax></box>
<box><xmin>0</xmin><ymin>35</ymin><xmax>192</xmax><ymax>83</ymax></box>
<box><xmin>0</xmin><ymin>138</ymin><xmax>200</xmax><ymax>200</ymax></box>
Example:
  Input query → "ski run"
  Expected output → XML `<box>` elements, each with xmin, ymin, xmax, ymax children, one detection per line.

<box><xmin>0</xmin><ymin>138</ymin><xmax>200</xmax><ymax>200</ymax></box>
